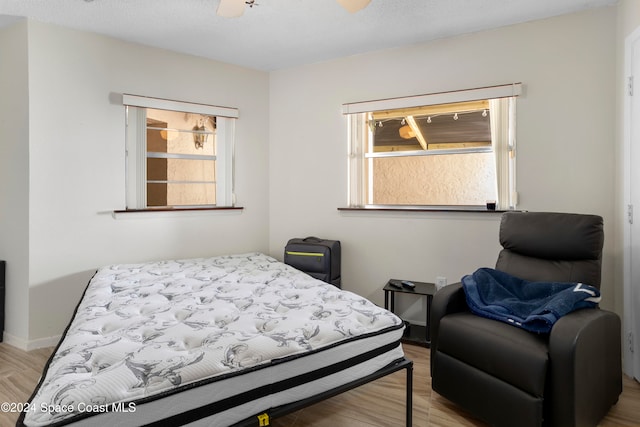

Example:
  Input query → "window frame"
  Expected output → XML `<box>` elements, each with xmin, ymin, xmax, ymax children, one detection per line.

<box><xmin>343</xmin><ymin>84</ymin><xmax>521</xmax><ymax>211</ymax></box>
<box><xmin>122</xmin><ymin>94</ymin><xmax>238</xmax><ymax>211</ymax></box>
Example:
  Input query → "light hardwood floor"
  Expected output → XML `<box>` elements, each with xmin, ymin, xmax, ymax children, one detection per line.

<box><xmin>1</xmin><ymin>343</ymin><xmax>638</xmax><ymax>426</ymax></box>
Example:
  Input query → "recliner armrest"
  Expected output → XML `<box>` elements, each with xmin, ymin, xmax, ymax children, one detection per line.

<box><xmin>548</xmin><ymin>307</ymin><xmax>622</xmax><ymax>427</ymax></box>
<box><xmin>430</xmin><ymin>282</ymin><xmax>469</xmax><ymax>374</ymax></box>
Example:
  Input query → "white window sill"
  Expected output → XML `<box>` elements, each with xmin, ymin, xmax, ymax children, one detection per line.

<box><xmin>338</xmin><ymin>206</ymin><xmax>512</xmax><ymax>213</ymax></box>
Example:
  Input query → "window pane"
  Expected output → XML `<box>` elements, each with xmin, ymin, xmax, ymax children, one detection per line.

<box><xmin>146</xmin><ymin>108</ymin><xmax>215</xmax><ymax>156</ymax></box>
<box><xmin>146</xmin><ymin>158</ymin><xmax>215</xmax><ymax>183</ymax></box>
<box><xmin>147</xmin><ymin>183</ymin><xmax>168</xmax><ymax>207</ymax></box>
<box><xmin>147</xmin><ymin>183</ymin><xmax>216</xmax><ymax>207</ymax></box>
<box><xmin>166</xmin><ymin>159</ymin><xmax>215</xmax><ymax>182</ymax></box>
<box><xmin>370</xmin><ymin>152</ymin><xmax>496</xmax><ymax>205</ymax></box>
<box><xmin>147</xmin><ymin>158</ymin><xmax>167</xmax><ymax>181</ymax></box>
<box><xmin>145</xmin><ymin>108</ymin><xmax>216</xmax><ymax>207</ymax></box>
<box><xmin>371</xmin><ymin>100</ymin><xmax>491</xmax><ymax>153</ymax></box>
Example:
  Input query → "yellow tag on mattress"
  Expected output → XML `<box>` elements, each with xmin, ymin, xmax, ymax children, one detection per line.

<box><xmin>257</xmin><ymin>413</ymin><xmax>270</xmax><ymax>426</ymax></box>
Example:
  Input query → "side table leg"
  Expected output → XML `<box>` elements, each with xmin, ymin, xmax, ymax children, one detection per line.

<box><xmin>426</xmin><ymin>294</ymin><xmax>433</xmax><ymax>345</ymax></box>
<box><xmin>390</xmin><ymin>291</ymin><xmax>395</xmax><ymax>313</ymax></box>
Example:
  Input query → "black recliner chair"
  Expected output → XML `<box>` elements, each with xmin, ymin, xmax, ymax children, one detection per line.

<box><xmin>430</xmin><ymin>211</ymin><xmax>622</xmax><ymax>427</ymax></box>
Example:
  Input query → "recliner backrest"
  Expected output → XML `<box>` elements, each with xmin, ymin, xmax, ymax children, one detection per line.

<box><xmin>495</xmin><ymin>212</ymin><xmax>604</xmax><ymax>288</ymax></box>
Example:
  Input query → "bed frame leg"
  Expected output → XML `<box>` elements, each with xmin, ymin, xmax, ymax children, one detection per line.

<box><xmin>406</xmin><ymin>361</ymin><xmax>413</xmax><ymax>427</ymax></box>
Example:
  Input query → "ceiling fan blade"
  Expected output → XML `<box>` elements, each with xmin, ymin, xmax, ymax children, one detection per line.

<box><xmin>336</xmin><ymin>0</ymin><xmax>371</xmax><ymax>13</ymax></box>
<box><xmin>217</xmin><ymin>0</ymin><xmax>246</xmax><ymax>18</ymax></box>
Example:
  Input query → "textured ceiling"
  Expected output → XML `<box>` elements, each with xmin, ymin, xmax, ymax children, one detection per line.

<box><xmin>0</xmin><ymin>0</ymin><xmax>618</xmax><ymax>71</ymax></box>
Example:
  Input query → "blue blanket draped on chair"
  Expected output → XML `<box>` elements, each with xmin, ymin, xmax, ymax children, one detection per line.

<box><xmin>461</xmin><ymin>268</ymin><xmax>601</xmax><ymax>333</ymax></box>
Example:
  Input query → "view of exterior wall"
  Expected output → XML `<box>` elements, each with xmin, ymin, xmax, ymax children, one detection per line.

<box><xmin>146</xmin><ymin>109</ymin><xmax>216</xmax><ymax>207</ymax></box>
<box><xmin>371</xmin><ymin>152</ymin><xmax>496</xmax><ymax>205</ymax></box>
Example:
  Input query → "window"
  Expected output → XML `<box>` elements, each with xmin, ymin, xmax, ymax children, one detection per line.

<box><xmin>343</xmin><ymin>84</ymin><xmax>520</xmax><ymax>210</ymax></box>
<box><xmin>123</xmin><ymin>95</ymin><xmax>238</xmax><ymax>210</ymax></box>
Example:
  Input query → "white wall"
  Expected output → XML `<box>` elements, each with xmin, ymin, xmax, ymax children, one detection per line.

<box><xmin>269</xmin><ymin>7</ymin><xmax>618</xmax><ymax>322</ymax></box>
<box><xmin>615</xmin><ymin>0</ymin><xmax>640</xmax><ymax>377</ymax></box>
<box><xmin>3</xmin><ymin>21</ymin><xmax>270</xmax><ymax>348</ymax></box>
<box><xmin>0</xmin><ymin>21</ymin><xmax>30</xmax><ymax>342</ymax></box>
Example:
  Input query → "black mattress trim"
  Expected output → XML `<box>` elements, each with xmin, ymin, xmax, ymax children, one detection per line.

<box><xmin>142</xmin><ymin>341</ymin><xmax>401</xmax><ymax>426</ymax></box>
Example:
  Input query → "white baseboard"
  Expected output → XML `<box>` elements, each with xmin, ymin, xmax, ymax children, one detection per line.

<box><xmin>2</xmin><ymin>332</ymin><xmax>61</xmax><ymax>351</ymax></box>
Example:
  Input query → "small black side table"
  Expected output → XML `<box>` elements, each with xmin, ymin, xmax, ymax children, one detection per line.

<box><xmin>384</xmin><ymin>279</ymin><xmax>436</xmax><ymax>347</ymax></box>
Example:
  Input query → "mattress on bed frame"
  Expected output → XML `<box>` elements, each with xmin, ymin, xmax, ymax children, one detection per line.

<box><xmin>19</xmin><ymin>253</ymin><xmax>405</xmax><ymax>427</ymax></box>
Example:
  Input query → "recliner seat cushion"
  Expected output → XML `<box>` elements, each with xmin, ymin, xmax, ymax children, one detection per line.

<box><xmin>437</xmin><ymin>312</ymin><xmax>549</xmax><ymax>396</ymax></box>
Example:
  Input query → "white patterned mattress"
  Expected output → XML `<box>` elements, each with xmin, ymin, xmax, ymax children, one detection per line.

<box><xmin>20</xmin><ymin>253</ymin><xmax>405</xmax><ymax>427</ymax></box>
